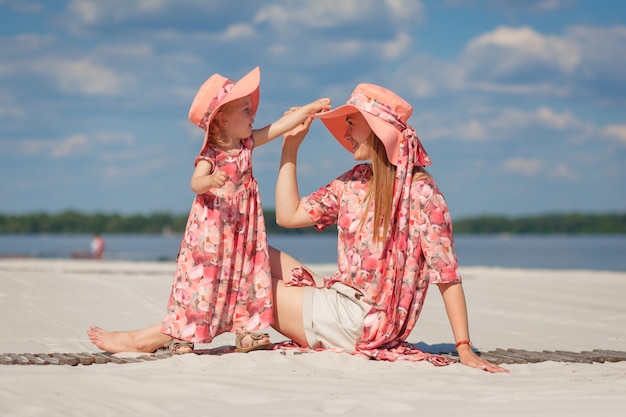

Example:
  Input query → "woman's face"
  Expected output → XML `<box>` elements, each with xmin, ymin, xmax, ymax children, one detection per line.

<box><xmin>222</xmin><ymin>96</ymin><xmax>255</xmax><ymax>139</ymax></box>
<box><xmin>344</xmin><ymin>113</ymin><xmax>374</xmax><ymax>161</ymax></box>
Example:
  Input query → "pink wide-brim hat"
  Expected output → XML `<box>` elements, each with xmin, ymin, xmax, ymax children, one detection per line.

<box><xmin>188</xmin><ymin>66</ymin><xmax>260</xmax><ymax>149</ymax></box>
<box><xmin>313</xmin><ymin>83</ymin><xmax>429</xmax><ymax>166</ymax></box>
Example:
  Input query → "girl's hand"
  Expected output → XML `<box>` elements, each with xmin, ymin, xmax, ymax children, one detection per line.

<box><xmin>283</xmin><ymin>106</ymin><xmax>300</xmax><ymax>117</ymax></box>
<box><xmin>308</xmin><ymin>98</ymin><xmax>331</xmax><ymax>114</ymax></box>
<box><xmin>458</xmin><ymin>345</ymin><xmax>509</xmax><ymax>373</ymax></box>
<box><xmin>208</xmin><ymin>170</ymin><xmax>229</xmax><ymax>189</ymax></box>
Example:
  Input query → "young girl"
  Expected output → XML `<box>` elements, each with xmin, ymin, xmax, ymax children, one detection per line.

<box><xmin>89</xmin><ymin>67</ymin><xmax>330</xmax><ymax>354</ymax></box>
<box><xmin>164</xmin><ymin>67</ymin><xmax>331</xmax><ymax>354</ymax></box>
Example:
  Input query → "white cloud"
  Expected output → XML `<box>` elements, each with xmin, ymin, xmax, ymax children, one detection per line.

<box><xmin>68</xmin><ymin>0</ymin><xmax>101</xmax><ymax>24</ymax></box>
<box><xmin>103</xmin><ymin>156</ymin><xmax>170</xmax><ymax>180</ymax></box>
<box><xmin>406</xmin><ymin>76</ymin><xmax>435</xmax><ymax>98</ymax></box>
<box><xmin>531</xmin><ymin>0</ymin><xmax>569</xmax><ymax>12</ymax></box>
<box><xmin>52</xmin><ymin>134</ymin><xmax>88</xmax><ymax>158</ymax></box>
<box><xmin>466</xmin><ymin>26</ymin><xmax>580</xmax><ymax>74</ymax></box>
<box><xmin>501</xmin><ymin>158</ymin><xmax>544</xmax><ymax>176</ymax></box>
<box><xmin>31</xmin><ymin>57</ymin><xmax>131</xmax><ymax>95</ymax></box>
<box><xmin>603</xmin><ymin>125</ymin><xmax>626</xmax><ymax>144</ymax></box>
<box><xmin>0</xmin><ymin>34</ymin><xmax>55</xmax><ymax>59</ymax></box>
<box><xmin>430</xmin><ymin>106</ymin><xmax>583</xmax><ymax>142</ymax></box>
<box><xmin>67</xmin><ymin>0</ymin><xmax>168</xmax><ymax>24</ymax></box>
<box><xmin>220</xmin><ymin>23</ymin><xmax>256</xmax><ymax>41</ymax></box>
<box><xmin>11</xmin><ymin>131</ymin><xmax>135</xmax><ymax>159</ymax></box>
<box><xmin>468</xmin><ymin>81</ymin><xmax>569</xmax><ymax>96</ymax></box>
<box><xmin>96</xmin><ymin>43</ymin><xmax>154</xmax><ymax>59</ymax></box>
<box><xmin>382</xmin><ymin>32</ymin><xmax>413</xmax><ymax>59</ymax></box>
<box><xmin>490</xmin><ymin>107</ymin><xmax>582</xmax><ymax>134</ymax></box>
<box><xmin>95</xmin><ymin>131</ymin><xmax>135</xmax><ymax>145</ymax></box>
<box><xmin>254</xmin><ymin>0</ymin><xmax>423</xmax><ymax>29</ymax></box>
<box><xmin>457</xmin><ymin>120</ymin><xmax>488</xmax><ymax>141</ymax></box>
<box><xmin>17</xmin><ymin>134</ymin><xmax>88</xmax><ymax>158</ymax></box>
<box><xmin>254</xmin><ymin>1</ymin><xmax>356</xmax><ymax>28</ymax></box>
<box><xmin>552</xmin><ymin>163</ymin><xmax>577</xmax><ymax>180</ymax></box>
<box><xmin>0</xmin><ymin>0</ymin><xmax>43</xmax><ymax>12</ymax></box>
<box><xmin>567</xmin><ymin>26</ymin><xmax>626</xmax><ymax>94</ymax></box>
<box><xmin>455</xmin><ymin>24</ymin><xmax>626</xmax><ymax>103</ymax></box>
<box><xmin>495</xmin><ymin>0</ymin><xmax>574</xmax><ymax>13</ymax></box>
<box><xmin>536</xmin><ymin>107</ymin><xmax>577</xmax><ymax>130</ymax></box>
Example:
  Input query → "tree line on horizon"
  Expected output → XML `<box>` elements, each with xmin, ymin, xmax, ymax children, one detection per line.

<box><xmin>0</xmin><ymin>211</ymin><xmax>624</xmax><ymax>235</ymax></box>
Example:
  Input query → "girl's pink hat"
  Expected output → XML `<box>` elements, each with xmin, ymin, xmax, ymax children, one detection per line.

<box><xmin>312</xmin><ymin>83</ymin><xmax>431</xmax><ymax>167</ymax></box>
<box><xmin>188</xmin><ymin>66</ymin><xmax>260</xmax><ymax>149</ymax></box>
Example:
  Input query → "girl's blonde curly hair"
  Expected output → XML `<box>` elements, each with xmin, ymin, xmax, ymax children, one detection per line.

<box><xmin>205</xmin><ymin>101</ymin><xmax>235</xmax><ymax>149</ymax></box>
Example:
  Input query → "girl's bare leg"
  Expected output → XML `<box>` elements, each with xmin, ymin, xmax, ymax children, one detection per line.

<box><xmin>88</xmin><ymin>323</ymin><xmax>170</xmax><ymax>353</ymax></box>
<box><xmin>268</xmin><ymin>246</ymin><xmax>310</xmax><ymax>347</ymax></box>
<box><xmin>88</xmin><ymin>246</ymin><xmax>312</xmax><ymax>352</ymax></box>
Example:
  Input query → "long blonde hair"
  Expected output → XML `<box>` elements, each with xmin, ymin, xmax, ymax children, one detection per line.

<box><xmin>363</xmin><ymin>134</ymin><xmax>431</xmax><ymax>243</ymax></box>
<box><xmin>205</xmin><ymin>102</ymin><xmax>235</xmax><ymax>149</ymax></box>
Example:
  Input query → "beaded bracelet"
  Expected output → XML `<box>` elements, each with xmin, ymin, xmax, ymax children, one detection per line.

<box><xmin>455</xmin><ymin>340</ymin><xmax>472</xmax><ymax>349</ymax></box>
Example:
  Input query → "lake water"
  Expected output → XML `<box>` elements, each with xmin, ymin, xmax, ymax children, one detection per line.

<box><xmin>0</xmin><ymin>233</ymin><xmax>624</xmax><ymax>272</ymax></box>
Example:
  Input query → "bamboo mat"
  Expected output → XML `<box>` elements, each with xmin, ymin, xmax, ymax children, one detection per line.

<box><xmin>2</xmin><ymin>349</ymin><xmax>625</xmax><ymax>366</ymax></box>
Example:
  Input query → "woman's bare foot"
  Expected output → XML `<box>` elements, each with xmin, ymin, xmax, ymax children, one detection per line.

<box><xmin>87</xmin><ymin>324</ymin><xmax>169</xmax><ymax>354</ymax></box>
<box><xmin>88</xmin><ymin>325</ymin><xmax>140</xmax><ymax>353</ymax></box>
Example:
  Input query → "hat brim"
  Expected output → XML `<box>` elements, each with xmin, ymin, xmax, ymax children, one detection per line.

<box><xmin>313</xmin><ymin>104</ymin><xmax>401</xmax><ymax>165</ymax></box>
<box><xmin>220</xmin><ymin>66</ymin><xmax>260</xmax><ymax>115</ymax></box>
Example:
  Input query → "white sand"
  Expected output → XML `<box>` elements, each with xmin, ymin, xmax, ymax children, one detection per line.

<box><xmin>1</xmin><ymin>258</ymin><xmax>625</xmax><ymax>416</ymax></box>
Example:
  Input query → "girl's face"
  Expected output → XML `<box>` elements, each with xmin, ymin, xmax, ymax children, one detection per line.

<box><xmin>344</xmin><ymin>112</ymin><xmax>374</xmax><ymax>161</ymax></box>
<box><xmin>222</xmin><ymin>96</ymin><xmax>255</xmax><ymax>139</ymax></box>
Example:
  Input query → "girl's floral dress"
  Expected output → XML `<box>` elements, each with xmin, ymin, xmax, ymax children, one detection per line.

<box><xmin>161</xmin><ymin>136</ymin><xmax>273</xmax><ymax>343</ymax></box>
<box><xmin>290</xmin><ymin>163</ymin><xmax>461</xmax><ymax>363</ymax></box>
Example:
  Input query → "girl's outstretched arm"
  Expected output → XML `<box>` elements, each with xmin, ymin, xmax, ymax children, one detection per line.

<box><xmin>252</xmin><ymin>98</ymin><xmax>330</xmax><ymax>147</ymax></box>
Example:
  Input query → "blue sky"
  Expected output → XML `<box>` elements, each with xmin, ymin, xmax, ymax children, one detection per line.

<box><xmin>1</xmin><ymin>0</ymin><xmax>624</xmax><ymax>219</ymax></box>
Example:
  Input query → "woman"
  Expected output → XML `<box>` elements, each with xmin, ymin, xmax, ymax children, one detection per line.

<box><xmin>88</xmin><ymin>83</ymin><xmax>507</xmax><ymax>373</ymax></box>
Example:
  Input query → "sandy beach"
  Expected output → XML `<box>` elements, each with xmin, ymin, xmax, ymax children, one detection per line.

<box><xmin>1</xmin><ymin>258</ymin><xmax>625</xmax><ymax>416</ymax></box>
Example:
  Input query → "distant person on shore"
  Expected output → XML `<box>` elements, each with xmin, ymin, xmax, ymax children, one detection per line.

<box><xmin>90</xmin><ymin>67</ymin><xmax>330</xmax><ymax>354</ymax></box>
<box><xmin>71</xmin><ymin>232</ymin><xmax>105</xmax><ymax>259</ymax></box>
<box><xmin>90</xmin><ymin>232</ymin><xmax>105</xmax><ymax>259</ymax></box>
<box><xmin>88</xmin><ymin>82</ymin><xmax>506</xmax><ymax>372</ymax></box>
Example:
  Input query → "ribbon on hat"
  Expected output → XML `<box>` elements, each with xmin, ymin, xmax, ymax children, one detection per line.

<box><xmin>198</xmin><ymin>79</ymin><xmax>235</xmax><ymax>130</ymax></box>
<box><xmin>347</xmin><ymin>92</ymin><xmax>407</xmax><ymax>131</ymax></box>
<box><xmin>347</xmin><ymin>92</ymin><xmax>431</xmax><ymax>167</ymax></box>
<box><xmin>402</xmin><ymin>128</ymin><xmax>431</xmax><ymax>167</ymax></box>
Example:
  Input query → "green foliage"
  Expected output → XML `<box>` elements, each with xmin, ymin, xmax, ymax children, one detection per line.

<box><xmin>452</xmin><ymin>212</ymin><xmax>626</xmax><ymax>234</ymax></box>
<box><xmin>0</xmin><ymin>211</ymin><xmax>622</xmax><ymax>235</ymax></box>
<box><xmin>0</xmin><ymin>211</ymin><xmax>186</xmax><ymax>234</ymax></box>
<box><xmin>0</xmin><ymin>210</ymin><xmax>337</xmax><ymax>235</ymax></box>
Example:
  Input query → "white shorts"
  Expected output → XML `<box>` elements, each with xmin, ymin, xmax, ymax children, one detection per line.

<box><xmin>302</xmin><ymin>277</ymin><xmax>371</xmax><ymax>353</ymax></box>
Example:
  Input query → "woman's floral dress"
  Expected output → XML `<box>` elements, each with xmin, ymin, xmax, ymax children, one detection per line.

<box><xmin>291</xmin><ymin>163</ymin><xmax>461</xmax><ymax>363</ymax></box>
<box><xmin>160</xmin><ymin>136</ymin><xmax>273</xmax><ymax>343</ymax></box>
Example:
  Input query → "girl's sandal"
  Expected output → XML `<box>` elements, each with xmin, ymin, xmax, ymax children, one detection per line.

<box><xmin>163</xmin><ymin>338</ymin><xmax>194</xmax><ymax>355</ymax></box>
<box><xmin>235</xmin><ymin>332</ymin><xmax>272</xmax><ymax>353</ymax></box>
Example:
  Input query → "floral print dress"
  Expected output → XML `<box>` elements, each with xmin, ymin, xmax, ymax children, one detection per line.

<box><xmin>161</xmin><ymin>136</ymin><xmax>273</xmax><ymax>343</ymax></box>
<box><xmin>292</xmin><ymin>163</ymin><xmax>461</xmax><ymax>363</ymax></box>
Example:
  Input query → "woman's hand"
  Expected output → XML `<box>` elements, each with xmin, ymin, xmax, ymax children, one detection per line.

<box><xmin>457</xmin><ymin>345</ymin><xmax>509</xmax><ymax>373</ymax></box>
<box><xmin>282</xmin><ymin>115</ymin><xmax>313</xmax><ymax>150</ymax></box>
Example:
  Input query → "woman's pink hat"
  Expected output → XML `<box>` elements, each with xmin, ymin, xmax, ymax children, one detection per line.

<box><xmin>188</xmin><ymin>66</ymin><xmax>260</xmax><ymax>149</ymax></box>
<box><xmin>313</xmin><ymin>83</ymin><xmax>431</xmax><ymax>167</ymax></box>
